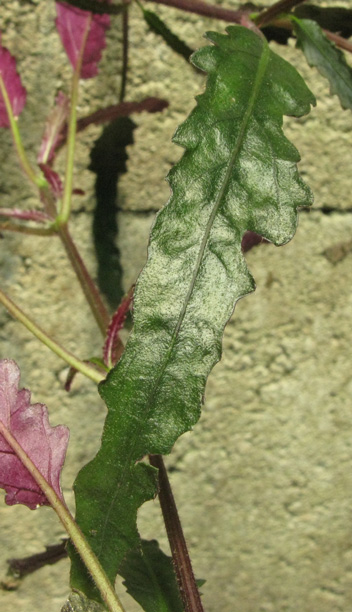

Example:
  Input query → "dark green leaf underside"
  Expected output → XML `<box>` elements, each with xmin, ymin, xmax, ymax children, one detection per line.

<box><xmin>293</xmin><ymin>17</ymin><xmax>352</xmax><ymax>110</ymax></box>
<box><xmin>70</xmin><ymin>25</ymin><xmax>315</xmax><ymax>601</ymax></box>
<box><xmin>119</xmin><ymin>540</ymin><xmax>184</xmax><ymax>612</ymax></box>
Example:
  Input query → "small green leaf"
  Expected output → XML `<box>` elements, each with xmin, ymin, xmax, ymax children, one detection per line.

<box><xmin>141</xmin><ymin>8</ymin><xmax>193</xmax><ymax>62</ymax></box>
<box><xmin>69</xmin><ymin>25</ymin><xmax>315</xmax><ymax>601</ymax></box>
<box><xmin>292</xmin><ymin>17</ymin><xmax>352</xmax><ymax>110</ymax></box>
<box><xmin>62</xmin><ymin>590</ymin><xmax>107</xmax><ymax>612</ymax></box>
<box><xmin>119</xmin><ymin>540</ymin><xmax>183</xmax><ymax>612</ymax></box>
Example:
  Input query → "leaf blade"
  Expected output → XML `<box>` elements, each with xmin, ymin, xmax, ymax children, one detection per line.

<box><xmin>0</xmin><ymin>360</ymin><xmax>69</xmax><ymax>509</ymax></box>
<box><xmin>55</xmin><ymin>1</ymin><xmax>111</xmax><ymax>78</ymax></box>
<box><xmin>0</xmin><ymin>34</ymin><xmax>26</xmax><ymax>127</ymax></box>
<box><xmin>70</xmin><ymin>25</ymin><xmax>315</xmax><ymax>599</ymax></box>
<box><xmin>119</xmin><ymin>540</ymin><xmax>184</xmax><ymax>612</ymax></box>
<box><xmin>292</xmin><ymin>17</ymin><xmax>352</xmax><ymax>110</ymax></box>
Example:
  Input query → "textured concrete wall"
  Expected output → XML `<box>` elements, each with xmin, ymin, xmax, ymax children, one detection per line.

<box><xmin>0</xmin><ymin>1</ymin><xmax>352</xmax><ymax>611</ymax></box>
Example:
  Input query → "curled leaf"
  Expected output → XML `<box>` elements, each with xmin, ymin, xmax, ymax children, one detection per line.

<box><xmin>55</xmin><ymin>1</ymin><xmax>110</xmax><ymax>78</ymax></box>
<box><xmin>103</xmin><ymin>286</ymin><xmax>134</xmax><ymax>368</ymax></box>
<box><xmin>0</xmin><ymin>33</ymin><xmax>26</xmax><ymax>127</ymax></box>
<box><xmin>293</xmin><ymin>17</ymin><xmax>352</xmax><ymax>111</ymax></box>
<box><xmin>38</xmin><ymin>164</ymin><xmax>64</xmax><ymax>199</ymax></box>
<box><xmin>0</xmin><ymin>359</ymin><xmax>69</xmax><ymax>509</ymax></box>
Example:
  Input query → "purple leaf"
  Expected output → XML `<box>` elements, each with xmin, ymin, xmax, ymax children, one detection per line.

<box><xmin>0</xmin><ymin>208</ymin><xmax>51</xmax><ymax>223</ymax></box>
<box><xmin>241</xmin><ymin>231</ymin><xmax>269</xmax><ymax>253</ymax></box>
<box><xmin>55</xmin><ymin>1</ymin><xmax>111</xmax><ymax>79</ymax></box>
<box><xmin>37</xmin><ymin>91</ymin><xmax>70</xmax><ymax>164</ymax></box>
<box><xmin>0</xmin><ymin>360</ymin><xmax>69</xmax><ymax>510</ymax></box>
<box><xmin>38</xmin><ymin>164</ymin><xmax>64</xmax><ymax>199</ymax></box>
<box><xmin>0</xmin><ymin>33</ymin><xmax>26</xmax><ymax>127</ymax></box>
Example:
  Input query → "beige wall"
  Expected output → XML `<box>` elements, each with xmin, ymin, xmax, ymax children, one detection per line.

<box><xmin>0</xmin><ymin>1</ymin><xmax>352</xmax><ymax>611</ymax></box>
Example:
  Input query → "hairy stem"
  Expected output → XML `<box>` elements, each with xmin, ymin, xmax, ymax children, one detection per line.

<box><xmin>0</xmin><ymin>423</ymin><xmax>125</xmax><ymax>612</ymax></box>
<box><xmin>149</xmin><ymin>454</ymin><xmax>205</xmax><ymax>612</ymax></box>
<box><xmin>254</xmin><ymin>0</ymin><xmax>307</xmax><ymax>27</ymax></box>
<box><xmin>58</xmin><ymin>225</ymin><xmax>110</xmax><ymax>334</ymax></box>
<box><xmin>0</xmin><ymin>289</ymin><xmax>104</xmax><ymax>385</ymax></box>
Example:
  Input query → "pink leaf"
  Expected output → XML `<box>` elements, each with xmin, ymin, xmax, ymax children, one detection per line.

<box><xmin>0</xmin><ymin>208</ymin><xmax>51</xmax><ymax>223</ymax></box>
<box><xmin>55</xmin><ymin>2</ymin><xmax>110</xmax><ymax>79</ymax></box>
<box><xmin>0</xmin><ymin>33</ymin><xmax>26</xmax><ymax>127</ymax></box>
<box><xmin>37</xmin><ymin>91</ymin><xmax>70</xmax><ymax>164</ymax></box>
<box><xmin>0</xmin><ymin>360</ymin><xmax>69</xmax><ymax>510</ymax></box>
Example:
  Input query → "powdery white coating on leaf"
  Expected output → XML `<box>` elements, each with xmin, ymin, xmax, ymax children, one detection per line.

<box><xmin>37</xmin><ymin>91</ymin><xmax>70</xmax><ymax>164</ymax></box>
<box><xmin>0</xmin><ymin>33</ymin><xmax>26</xmax><ymax>127</ymax></box>
<box><xmin>55</xmin><ymin>2</ymin><xmax>110</xmax><ymax>79</ymax></box>
<box><xmin>0</xmin><ymin>360</ymin><xmax>69</xmax><ymax>509</ymax></box>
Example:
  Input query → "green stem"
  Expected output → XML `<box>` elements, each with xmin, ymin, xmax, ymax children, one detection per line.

<box><xmin>0</xmin><ymin>289</ymin><xmax>104</xmax><ymax>385</ymax></box>
<box><xmin>0</xmin><ymin>76</ymin><xmax>47</xmax><ymax>190</ymax></box>
<box><xmin>0</xmin><ymin>422</ymin><xmax>126</xmax><ymax>612</ymax></box>
<box><xmin>56</xmin><ymin>16</ymin><xmax>92</xmax><ymax>227</ymax></box>
<box><xmin>0</xmin><ymin>222</ymin><xmax>56</xmax><ymax>236</ymax></box>
<box><xmin>58</xmin><ymin>225</ymin><xmax>110</xmax><ymax>335</ymax></box>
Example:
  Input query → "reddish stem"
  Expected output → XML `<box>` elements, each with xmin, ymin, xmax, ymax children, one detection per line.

<box><xmin>149</xmin><ymin>454</ymin><xmax>205</xmax><ymax>612</ymax></box>
<box><xmin>255</xmin><ymin>0</ymin><xmax>307</xmax><ymax>27</ymax></box>
<box><xmin>58</xmin><ymin>224</ymin><xmax>110</xmax><ymax>335</ymax></box>
<box><xmin>146</xmin><ymin>0</ymin><xmax>249</xmax><ymax>24</ymax></box>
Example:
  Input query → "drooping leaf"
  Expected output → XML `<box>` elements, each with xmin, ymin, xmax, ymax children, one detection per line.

<box><xmin>62</xmin><ymin>590</ymin><xmax>107</xmax><ymax>612</ymax></box>
<box><xmin>0</xmin><ymin>33</ymin><xmax>26</xmax><ymax>127</ymax></box>
<box><xmin>37</xmin><ymin>91</ymin><xmax>70</xmax><ymax>164</ymax></box>
<box><xmin>294</xmin><ymin>5</ymin><xmax>352</xmax><ymax>38</ymax></box>
<box><xmin>119</xmin><ymin>540</ymin><xmax>184</xmax><ymax>612</ymax></box>
<box><xmin>292</xmin><ymin>17</ymin><xmax>352</xmax><ymax>111</ymax></box>
<box><xmin>70</xmin><ymin>25</ymin><xmax>315</xmax><ymax>599</ymax></box>
<box><xmin>0</xmin><ymin>359</ymin><xmax>69</xmax><ymax>509</ymax></box>
<box><xmin>141</xmin><ymin>8</ymin><xmax>193</xmax><ymax>62</ymax></box>
<box><xmin>55</xmin><ymin>1</ymin><xmax>110</xmax><ymax>78</ymax></box>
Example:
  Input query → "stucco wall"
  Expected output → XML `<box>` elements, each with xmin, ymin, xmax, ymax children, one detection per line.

<box><xmin>0</xmin><ymin>1</ymin><xmax>352</xmax><ymax>611</ymax></box>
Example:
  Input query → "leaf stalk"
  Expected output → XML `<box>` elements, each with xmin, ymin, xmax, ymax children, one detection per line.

<box><xmin>0</xmin><ymin>289</ymin><xmax>104</xmax><ymax>385</ymax></box>
<box><xmin>0</xmin><ymin>76</ymin><xmax>47</xmax><ymax>190</ymax></box>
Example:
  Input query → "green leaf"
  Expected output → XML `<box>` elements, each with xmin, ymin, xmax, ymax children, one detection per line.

<box><xmin>292</xmin><ymin>17</ymin><xmax>352</xmax><ymax>110</ymax></box>
<box><xmin>69</xmin><ymin>25</ymin><xmax>315</xmax><ymax>601</ymax></box>
<box><xmin>119</xmin><ymin>540</ymin><xmax>184</xmax><ymax>612</ymax></box>
<box><xmin>141</xmin><ymin>7</ymin><xmax>193</xmax><ymax>62</ymax></box>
